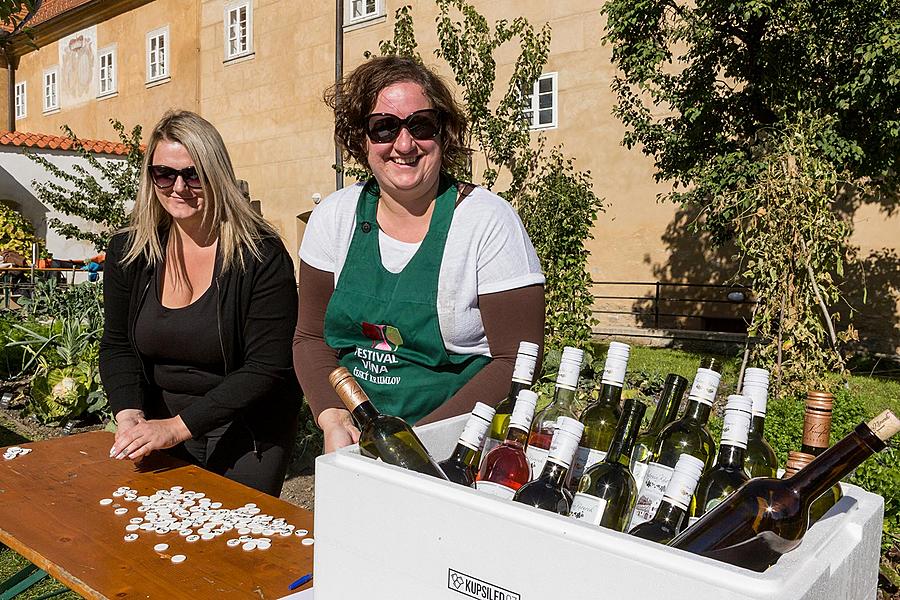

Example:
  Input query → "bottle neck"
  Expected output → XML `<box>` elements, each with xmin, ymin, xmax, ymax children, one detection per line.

<box><xmin>748</xmin><ymin>414</ymin><xmax>765</xmax><ymax>440</ymax></box>
<box><xmin>552</xmin><ymin>384</ymin><xmax>577</xmax><ymax>410</ymax></box>
<box><xmin>646</xmin><ymin>386</ymin><xmax>679</xmax><ymax>435</ymax></box>
<box><xmin>449</xmin><ymin>442</ymin><xmax>478</xmax><ymax>468</ymax></box>
<box><xmin>538</xmin><ymin>460</ymin><xmax>569</xmax><ymax>488</ymax></box>
<box><xmin>504</xmin><ymin>425</ymin><xmax>530</xmax><ymax>447</ymax></box>
<box><xmin>682</xmin><ymin>399</ymin><xmax>712</xmax><ymax>425</ymax></box>
<box><xmin>606</xmin><ymin>406</ymin><xmax>643</xmax><ymax>464</ymax></box>
<box><xmin>652</xmin><ymin>499</ymin><xmax>687</xmax><ymax>526</ymax></box>
<box><xmin>597</xmin><ymin>382</ymin><xmax>623</xmax><ymax>406</ymax></box>
<box><xmin>507</xmin><ymin>379</ymin><xmax>529</xmax><ymax>404</ymax></box>
<box><xmin>716</xmin><ymin>443</ymin><xmax>746</xmax><ymax>468</ymax></box>
<box><xmin>351</xmin><ymin>401</ymin><xmax>380</xmax><ymax>426</ymax></box>
<box><xmin>791</xmin><ymin>422</ymin><xmax>885</xmax><ymax>502</ymax></box>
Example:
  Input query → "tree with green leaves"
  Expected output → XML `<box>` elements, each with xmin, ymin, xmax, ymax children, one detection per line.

<box><xmin>372</xmin><ymin>2</ymin><xmax>603</xmax><ymax>346</ymax></box>
<box><xmin>26</xmin><ymin>120</ymin><xmax>143</xmax><ymax>253</ymax></box>
<box><xmin>603</xmin><ymin>0</ymin><xmax>900</xmax><ymax>392</ymax></box>
<box><xmin>0</xmin><ymin>0</ymin><xmax>39</xmax><ymax>33</ymax></box>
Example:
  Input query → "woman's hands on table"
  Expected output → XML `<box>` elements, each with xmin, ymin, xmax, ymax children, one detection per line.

<box><xmin>110</xmin><ymin>410</ymin><xmax>193</xmax><ymax>461</ymax></box>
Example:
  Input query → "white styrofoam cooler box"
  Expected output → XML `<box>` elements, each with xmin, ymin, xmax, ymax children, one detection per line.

<box><xmin>313</xmin><ymin>414</ymin><xmax>884</xmax><ymax>600</ymax></box>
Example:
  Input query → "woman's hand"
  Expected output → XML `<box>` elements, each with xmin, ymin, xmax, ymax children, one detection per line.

<box><xmin>114</xmin><ymin>409</ymin><xmax>146</xmax><ymax>438</ymax></box>
<box><xmin>110</xmin><ymin>416</ymin><xmax>193</xmax><ymax>461</ymax></box>
<box><xmin>318</xmin><ymin>408</ymin><xmax>360</xmax><ymax>454</ymax></box>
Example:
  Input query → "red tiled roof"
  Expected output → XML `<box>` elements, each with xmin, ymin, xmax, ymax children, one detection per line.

<box><xmin>0</xmin><ymin>131</ymin><xmax>132</xmax><ymax>155</ymax></box>
<box><xmin>1</xmin><ymin>0</ymin><xmax>93</xmax><ymax>33</ymax></box>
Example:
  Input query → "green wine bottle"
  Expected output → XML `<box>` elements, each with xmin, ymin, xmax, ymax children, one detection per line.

<box><xmin>527</xmin><ymin>347</ymin><xmax>583</xmax><ymax>476</ymax></box>
<box><xmin>572</xmin><ymin>342</ymin><xmax>630</xmax><ymax>481</ymax></box>
<box><xmin>514</xmin><ymin>417</ymin><xmax>585</xmax><ymax>514</ymax></box>
<box><xmin>693</xmin><ymin>394</ymin><xmax>753</xmax><ymax>517</ymax></box>
<box><xmin>330</xmin><ymin>367</ymin><xmax>449</xmax><ymax>480</ymax></box>
<box><xmin>631</xmin><ymin>373</ymin><xmax>688</xmax><ymax>491</ymax></box>
<box><xmin>569</xmin><ymin>397</ymin><xmax>646</xmax><ymax>532</ymax></box>
<box><xmin>481</xmin><ymin>341</ymin><xmax>540</xmax><ymax>462</ymax></box>
<box><xmin>742</xmin><ymin>367</ymin><xmax>778</xmax><ymax>478</ymax></box>
<box><xmin>628</xmin><ymin>363</ymin><xmax>721</xmax><ymax>529</ymax></box>
<box><xmin>629</xmin><ymin>453</ymin><xmax>704</xmax><ymax>543</ymax></box>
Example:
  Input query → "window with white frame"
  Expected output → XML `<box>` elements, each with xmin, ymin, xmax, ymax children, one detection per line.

<box><xmin>523</xmin><ymin>72</ymin><xmax>558</xmax><ymax>130</ymax></box>
<box><xmin>146</xmin><ymin>26</ymin><xmax>169</xmax><ymax>83</ymax></box>
<box><xmin>43</xmin><ymin>67</ymin><xmax>59</xmax><ymax>112</ymax></box>
<box><xmin>346</xmin><ymin>0</ymin><xmax>382</xmax><ymax>25</ymax></box>
<box><xmin>98</xmin><ymin>46</ymin><xmax>117</xmax><ymax>96</ymax></box>
<box><xmin>14</xmin><ymin>81</ymin><xmax>26</xmax><ymax>120</ymax></box>
<box><xmin>225</xmin><ymin>1</ymin><xmax>253</xmax><ymax>60</ymax></box>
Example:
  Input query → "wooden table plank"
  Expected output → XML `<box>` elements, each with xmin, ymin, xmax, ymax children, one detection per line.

<box><xmin>0</xmin><ymin>431</ymin><xmax>314</xmax><ymax>599</ymax></box>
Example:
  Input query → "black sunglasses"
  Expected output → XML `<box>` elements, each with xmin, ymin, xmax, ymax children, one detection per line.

<box><xmin>364</xmin><ymin>109</ymin><xmax>442</xmax><ymax>144</ymax></box>
<box><xmin>149</xmin><ymin>165</ymin><xmax>203</xmax><ymax>190</ymax></box>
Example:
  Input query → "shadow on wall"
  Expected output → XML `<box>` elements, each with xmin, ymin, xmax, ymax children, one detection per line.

<box><xmin>629</xmin><ymin>203</ymin><xmax>753</xmax><ymax>333</ymax></box>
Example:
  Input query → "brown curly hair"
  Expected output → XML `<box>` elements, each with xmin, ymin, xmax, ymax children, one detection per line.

<box><xmin>325</xmin><ymin>56</ymin><xmax>469</xmax><ymax>174</ymax></box>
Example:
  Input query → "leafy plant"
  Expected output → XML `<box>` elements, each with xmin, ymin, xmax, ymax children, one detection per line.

<box><xmin>26</xmin><ymin>120</ymin><xmax>142</xmax><ymax>252</ymax></box>
<box><xmin>18</xmin><ymin>278</ymin><xmax>103</xmax><ymax>325</ymax></box>
<box><xmin>0</xmin><ymin>202</ymin><xmax>41</xmax><ymax>259</ymax></box>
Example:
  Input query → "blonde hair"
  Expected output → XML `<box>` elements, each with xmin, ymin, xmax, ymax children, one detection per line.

<box><xmin>123</xmin><ymin>110</ymin><xmax>279</xmax><ymax>272</ymax></box>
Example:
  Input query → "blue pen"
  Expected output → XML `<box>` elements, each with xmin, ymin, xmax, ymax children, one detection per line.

<box><xmin>288</xmin><ymin>573</ymin><xmax>313</xmax><ymax>591</ymax></box>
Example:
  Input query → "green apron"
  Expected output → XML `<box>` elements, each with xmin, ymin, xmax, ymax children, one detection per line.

<box><xmin>323</xmin><ymin>176</ymin><xmax>489</xmax><ymax>424</ymax></box>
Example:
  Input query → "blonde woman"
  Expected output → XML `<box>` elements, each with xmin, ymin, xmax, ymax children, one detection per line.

<box><xmin>100</xmin><ymin>110</ymin><xmax>300</xmax><ymax>496</ymax></box>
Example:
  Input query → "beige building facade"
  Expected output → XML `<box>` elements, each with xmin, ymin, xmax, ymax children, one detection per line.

<box><xmin>3</xmin><ymin>0</ymin><xmax>898</xmax><ymax>353</ymax></box>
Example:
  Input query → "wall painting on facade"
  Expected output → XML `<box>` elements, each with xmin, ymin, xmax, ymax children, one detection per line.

<box><xmin>59</xmin><ymin>26</ymin><xmax>97</xmax><ymax>106</ymax></box>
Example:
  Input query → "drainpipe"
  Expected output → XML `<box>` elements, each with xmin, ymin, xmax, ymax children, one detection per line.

<box><xmin>334</xmin><ymin>0</ymin><xmax>344</xmax><ymax>191</ymax></box>
<box><xmin>5</xmin><ymin>50</ymin><xmax>15</xmax><ymax>132</ymax></box>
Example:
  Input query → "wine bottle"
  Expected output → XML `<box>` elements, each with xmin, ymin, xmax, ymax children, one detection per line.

<box><xmin>572</xmin><ymin>342</ymin><xmax>630</xmax><ymax>481</ymax></box>
<box><xmin>669</xmin><ymin>410</ymin><xmax>900</xmax><ymax>572</ymax></box>
<box><xmin>801</xmin><ymin>391</ymin><xmax>834</xmax><ymax>456</ymax></box>
<box><xmin>629</xmin><ymin>454</ymin><xmax>705</xmax><ymax>543</ymax></box>
<box><xmin>439</xmin><ymin>402</ymin><xmax>497</xmax><ymax>487</ymax></box>
<box><xmin>783</xmin><ymin>451</ymin><xmax>843</xmax><ymax>524</ymax></box>
<box><xmin>569</xmin><ymin>397</ymin><xmax>647</xmax><ymax>532</ymax></box>
<box><xmin>631</xmin><ymin>373</ymin><xmax>689</xmax><ymax>491</ymax></box>
<box><xmin>629</xmin><ymin>363</ymin><xmax>721</xmax><ymax>529</ymax></box>
<box><xmin>693</xmin><ymin>394</ymin><xmax>753</xmax><ymax>517</ymax></box>
<box><xmin>481</xmin><ymin>341</ymin><xmax>540</xmax><ymax>461</ymax></box>
<box><xmin>329</xmin><ymin>367</ymin><xmax>448</xmax><ymax>480</ymax></box>
<box><xmin>526</xmin><ymin>347</ymin><xmax>583</xmax><ymax>477</ymax></box>
<box><xmin>476</xmin><ymin>390</ymin><xmax>539</xmax><ymax>499</ymax></box>
<box><xmin>742</xmin><ymin>367</ymin><xmax>778</xmax><ymax>478</ymax></box>
<box><xmin>513</xmin><ymin>417</ymin><xmax>585</xmax><ymax>514</ymax></box>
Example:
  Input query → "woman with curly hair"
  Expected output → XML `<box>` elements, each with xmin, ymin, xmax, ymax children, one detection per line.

<box><xmin>294</xmin><ymin>56</ymin><xmax>545</xmax><ymax>453</ymax></box>
<box><xmin>101</xmin><ymin>110</ymin><xmax>300</xmax><ymax>495</ymax></box>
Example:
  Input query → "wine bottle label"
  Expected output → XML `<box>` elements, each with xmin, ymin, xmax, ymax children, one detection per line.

<box><xmin>600</xmin><ymin>357</ymin><xmax>627</xmax><ymax>387</ymax></box>
<box><xmin>475</xmin><ymin>480</ymin><xmax>517</xmax><ymax>499</ymax></box>
<box><xmin>556</xmin><ymin>359</ymin><xmax>581</xmax><ymax>391</ymax></box>
<box><xmin>569</xmin><ymin>493</ymin><xmax>609</xmax><ymax>526</ymax></box>
<box><xmin>721</xmin><ymin>409</ymin><xmax>751</xmax><ymax>449</ymax></box>
<box><xmin>570</xmin><ymin>446</ymin><xmax>607</xmax><ymax>482</ymax></box>
<box><xmin>688</xmin><ymin>368</ymin><xmax>720</xmax><ymax>404</ymax></box>
<box><xmin>525</xmin><ymin>445</ymin><xmax>550</xmax><ymax>477</ymax></box>
<box><xmin>868</xmin><ymin>410</ymin><xmax>900</xmax><ymax>442</ymax></box>
<box><xmin>802</xmin><ymin>413</ymin><xmax>832</xmax><ymax>450</ymax></box>
<box><xmin>632</xmin><ymin>460</ymin><xmax>650</xmax><ymax>492</ymax></box>
<box><xmin>629</xmin><ymin>462</ymin><xmax>675</xmax><ymax>529</ymax></box>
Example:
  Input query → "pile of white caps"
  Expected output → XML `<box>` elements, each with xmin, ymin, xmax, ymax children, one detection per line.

<box><xmin>3</xmin><ymin>446</ymin><xmax>32</xmax><ymax>460</ymax></box>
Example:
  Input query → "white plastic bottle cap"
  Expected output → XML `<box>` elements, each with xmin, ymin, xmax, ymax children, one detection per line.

<box><xmin>515</xmin><ymin>389</ymin><xmax>539</xmax><ymax>408</ymax></box>
<box><xmin>517</xmin><ymin>341</ymin><xmax>540</xmax><ymax>357</ymax></box>
<box><xmin>471</xmin><ymin>402</ymin><xmax>497</xmax><ymax>423</ymax></box>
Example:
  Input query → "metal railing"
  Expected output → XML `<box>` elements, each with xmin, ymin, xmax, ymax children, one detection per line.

<box><xmin>591</xmin><ymin>280</ymin><xmax>756</xmax><ymax>332</ymax></box>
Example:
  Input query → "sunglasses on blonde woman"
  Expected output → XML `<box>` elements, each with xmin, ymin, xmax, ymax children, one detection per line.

<box><xmin>149</xmin><ymin>165</ymin><xmax>203</xmax><ymax>190</ymax></box>
<box><xmin>364</xmin><ymin>109</ymin><xmax>442</xmax><ymax>144</ymax></box>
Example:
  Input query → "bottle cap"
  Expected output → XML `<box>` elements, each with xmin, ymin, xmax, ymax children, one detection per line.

<box><xmin>721</xmin><ymin>394</ymin><xmax>753</xmax><ymax>449</ymax></box>
<box><xmin>673</xmin><ymin>453</ymin><xmax>705</xmax><ymax>479</ymax></box>
<box><xmin>741</xmin><ymin>381</ymin><xmax>769</xmax><ymax>417</ymax></box>
<box><xmin>328</xmin><ymin>367</ymin><xmax>370</xmax><ymax>411</ymax></box>
<box><xmin>688</xmin><ymin>367</ymin><xmax>722</xmax><ymax>405</ymax></box>
<box><xmin>805</xmin><ymin>391</ymin><xmax>835</xmax><ymax>412</ymax></box>
<box><xmin>516</xmin><ymin>389</ymin><xmax>538</xmax><ymax>407</ymax></box>
<box><xmin>662</xmin><ymin>454</ymin><xmax>706</xmax><ymax>509</ymax></box>
<box><xmin>470</xmin><ymin>402</ymin><xmax>496</xmax><ymax>423</ymax></box>
<box><xmin>556</xmin><ymin>350</ymin><xmax>583</xmax><ymax>390</ymax></box>
<box><xmin>743</xmin><ymin>367</ymin><xmax>770</xmax><ymax>382</ymax></box>
<box><xmin>607</xmin><ymin>341</ymin><xmax>631</xmax><ymax>358</ymax></box>
<box><xmin>547</xmin><ymin>417</ymin><xmax>584</xmax><ymax>468</ymax></box>
<box><xmin>783</xmin><ymin>451</ymin><xmax>816</xmax><ymax>477</ymax></box>
<box><xmin>868</xmin><ymin>410</ymin><xmax>900</xmax><ymax>442</ymax></box>
<box><xmin>601</xmin><ymin>354</ymin><xmax>628</xmax><ymax>387</ymax></box>
<box><xmin>725</xmin><ymin>394</ymin><xmax>753</xmax><ymax>414</ymax></box>
<box><xmin>509</xmin><ymin>391</ymin><xmax>538</xmax><ymax>431</ymax></box>
<box><xmin>561</xmin><ymin>346</ymin><xmax>585</xmax><ymax>364</ymax></box>
<box><xmin>517</xmin><ymin>341</ymin><xmax>540</xmax><ymax>357</ymax></box>
<box><xmin>555</xmin><ymin>416</ymin><xmax>586</xmax><ymax>438</ymax></box>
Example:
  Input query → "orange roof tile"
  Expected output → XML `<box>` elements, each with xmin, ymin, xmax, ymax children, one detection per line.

<box><xmin>0</xmin><ymin>131</ymin><xmax>132</xmax><ymax>155</ymax></box>
<box><xmin>2</xmin><ymin>0</ymin><xmax>93</xmax><ymax>33</ymax></box>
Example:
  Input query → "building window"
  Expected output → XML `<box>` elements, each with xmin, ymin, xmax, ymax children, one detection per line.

<box><xmin>146</xmin><ymin>26</ymin><xmax>169</xmax><ymax>83</ymax></box>
<box><xmin>523</xmin><ymin>72</ymin><xmax>558</xmax><ymax>130</ymax></box>
<box><xmin>14</xmin><ymin>81</ymin><xmax>26</xmax><ymax>120</ymax></box>
<box><xmin>346</xmin><ymin>0</ymin><xmax>382</xmax><ymax>25</ymax></box>
<box><xmin>225</xmin><ymin>1</ymin><xmax>253</xmax><ymax>61</ymax></box>
<box><xmin>43</xmin><ymin>67</ymin><xmax>59</xmax><ymax>112</ymax></box>
<box><xmin>98</xmin><ymin>46</ymin><xmax>117</xmax><ymax>97</ymax></box>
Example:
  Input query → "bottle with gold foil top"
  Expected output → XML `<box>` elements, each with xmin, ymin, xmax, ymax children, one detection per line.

<box><xmin>802</xmin><ymin>391</ymin><xmax>834</xmax><ymax>456</ymax></box>
<box><xmin>329</xmin><ymin>367</ymin><xmax>449</xmax><ymax>480</ymax></box>
<box><xmin>783</xmin><ymin>451</ymin><xmax>843</xmax><ymax>524</ymax></box>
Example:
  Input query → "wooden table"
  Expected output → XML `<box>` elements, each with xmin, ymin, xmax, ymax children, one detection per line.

<box><xmin>0</xmin><ymin>431</ymin><xmax>314</xmax><ymax>599</ymax></box>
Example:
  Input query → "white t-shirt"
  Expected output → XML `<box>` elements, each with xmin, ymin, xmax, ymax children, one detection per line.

<box><xmin>300</xmin><ymin>182</ymin><xmax>545</xmax><ymax>356</ymax></box>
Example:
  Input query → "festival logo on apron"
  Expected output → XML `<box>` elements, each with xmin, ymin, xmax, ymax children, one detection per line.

<box><xmin>353</xmin><ymin>322</ymin><xmax>404</xmax><ymax>385</ymax></box>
